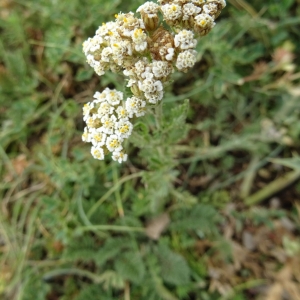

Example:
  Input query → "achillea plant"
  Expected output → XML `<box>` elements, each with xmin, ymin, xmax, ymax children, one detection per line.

<box><xmin>82</xmin><ymin>0</ymin><xmax>226</xmax><ymax>163</ymax></box>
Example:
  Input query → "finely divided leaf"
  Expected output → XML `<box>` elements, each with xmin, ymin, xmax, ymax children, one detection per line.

<box><xmin>114</xmin><ymin>251</ymin><xmax>145</xmax><ymax>284</ymax></box>
<box><xmin>156</xmin><ymin>244</ymin><xmax>190</xmax><ymax>286</ymax></box>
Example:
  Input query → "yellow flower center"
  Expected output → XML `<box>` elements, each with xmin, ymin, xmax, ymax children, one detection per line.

<box><xmin>120</xmin><ymin>125</ymin><xmax>129</xmax><ymax>133</ymax></box>
<box><xmin>93</xmin><ymin>149</ymin><xmax>101</xmax><ymax>157</ymax></box>
<box><xmin>134</xmin><ymin>29</ymin><xmax>143</xmax><ymax>39</ymax></box>
<box><xmin>94</xmin><ymin>134</ymin><xmax>102</xmax><ymax>141</ymax></box>
<box><xmin>109</xmin><ymin>139</ymin><xmax>119</xmax><ymax>148</ymax></box>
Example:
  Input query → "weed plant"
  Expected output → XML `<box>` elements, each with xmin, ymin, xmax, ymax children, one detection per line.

<box><xmin>0</xmin><ymin>0</ymin><xmax>300</xmax><ymax>299</ymax></box>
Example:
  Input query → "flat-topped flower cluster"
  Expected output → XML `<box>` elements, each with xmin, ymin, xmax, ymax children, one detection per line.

<box><xmin>82</xmin><ymin>0</ymin><xmax>226</xmax><ymax>163</ymax></box>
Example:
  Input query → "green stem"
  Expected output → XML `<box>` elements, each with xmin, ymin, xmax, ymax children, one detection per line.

<box><xmin>87</xmin><ymin>172</ymin><xmax>143</xmax><ymax>218</ymax></box>
<box><xmin>155</xmin><ymin>102</ymin><xmax>163</xmax><ymax>129</ymax></box>
<box><xmin>79</xmin><ymin>225</ymin><xmax>145</xmax><ymax>233</ymax></box>
<box><xmin>239</xmin><ymin>156</ymin><xmax>260</xmax><ymax>199</ymax></box>
<box><xmin>245</xmin><ymin>170</ymin><xmax>300</xmax><ymax>206</ymax></box>
<box><xmin>218</xmin><ymin>279</ymin><xmax>266</xmax><ymax>300</ymax></box>
<box><xmin>43</xmin><ymin>268</ymin><xmax>101</xmax><ymax>283</ymax></box>
<box><xmin>113</xmin><ymin>166</ymin><xmax>124</xmax><ymax>217</ymax></box>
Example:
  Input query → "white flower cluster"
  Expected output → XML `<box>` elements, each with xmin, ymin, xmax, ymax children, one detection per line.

<box><xmin>82</xmin><ymin>0</ymin><xmax>226</xmax><ymax>162</ymax></box>
<box><xmin>82</xmin><ymin>88</ymin><xmax>147</xmax><ymax>163</ymax></box>
<box><xmin>160</xmin><ymin>0</ymin><xmax>226</xmax><ymax>34</ymax></box>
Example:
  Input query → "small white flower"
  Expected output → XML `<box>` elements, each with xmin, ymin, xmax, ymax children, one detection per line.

<box><xmin>141</xmin><ymin>66</ymin><xmax>153</xmax><ymax>79</ymax></box>
<box><xmin>86</xmin><ymin>116</ymin><xmax>94</xmax><ymax>128</ymax></box>
<box><xmin>82</xmin><ymin>127</ymin><xmax>92</xmax><ymax>143</ymax></box>
<box><xmin>91</xmin><ymin>36</ymin><xmax>104</xmax><ymax>52</ymax></box>
<box><xmin>116</xmin><ymin>106</ymin><xmax>132</xmax><ymax>119</ymax></box>
<box><xmin>182</xmin><ymin>3</ymin><xmax>201</xmax><ymax>20</ymax></box>
<box><xmin>97</xmin><ymin>102</ymin><xmax>115</xmax><ymax>117</ymax></box>
<box><xmin>96</xmin><ymin>21</ymin><xmax>118</xmax><ymax>37</ymax></box>
<box><xmin>101</xmin><ymin>47</ymin><xmax>113</xmax><ymax>62</ymax></box>
<box><xmin>123</xmin><ymin>68</ymin><xmax>134</xmax><ymax>77</ymax></box>
<box><xmin>86</xmin><ymin>116</ymin><xmax>101</xmax><ymax>129</ymax></box>
<box><xmin>176</xmin><ymin>49</ymin><xmax>197</xmax><ymax>71</ymax></box>
<box><xmin>137</xmin><ymin>2</ymin><xmax>160</xmax><ymax>17</ymax></box>
<box><xmin>110</xmin><ymin>38</ymin><xmax>132</xmax><ymax>64</ymax></box>
<box><xmin>86</xmin><ymin>54</ymin><xmax>97</xmax><ymax>68</ymax></box>
<box><xmin>126</xmin><ymin>97</ymin><xmax>146</xmax><ymax>115</ymax></box>
<box><xmin>203</xmin><ymin>3</ymin><xmax>219</xmax><ymax>17</ymax></box>
<box><xmin>191</xmin><ymin>0</ymin><xmax>205</xmax><ymax>5</ymax></box>
<box><xmin>82</xmin><ymin>38</ymin><xmax>93</xmax><ymax>55</ymax></box>
<box><xmin>207</xmin><ymin>0</ymin><xmax>226</xmax><ymax>9</ymax></box>
<box><xmin>94</xmin><ymin>63</ymin><xmax>106</xmax><ymax>76</ymax></box>
<box><xmin>91</xmin><ymin>145</ymin><xmax>105</xmax><ymax>160</ymax></box>
<box><xmin>132</xmin><ymin>28</ymin><xmax>148</xmax><ymax>52</ymax></box>
<box><xmin>106</xmin><ymin>134</ymin><xmax>123</xmax><ymax>152</ymax></box>
<box><xmin>152</xmin><ymin>61</ymin><xmax>173</xmax><ymax>78</ymax></box>
<box><xmin>83</xmin><ymin>36</ymin><xmax>103</xmax><ymax>55</ymax></box>
<box><xmin>165</xmin><ymin>48</ymin><xmax>175</xmax><ymax>61</ymax></box>
<box><xmin>112</xmin><ymin>150</ymin><xmax>128</xmax><ymax>163</ymax></box>
<box><xmin>144</xmin><ymin>90</ymin><xmax>164</xmax><ymax>104</ymax></box>
<box><xmin>161</xmin><ymin>4</ymin><xmax>182</xmax><ymax>21</ymax></box>
<box><xmin>126</xmin><ymin>78</ymin><xmax>137</xmax><ymax>87</ymax></box>
<box><xmin>82</xmin><ymin>102</ymin><xmax>94</xmax><ymax>118</ymax></box>
<box><xmin>115</xmin><ymin>12</ymin><xmax>140</xmax><ymax>30</ymax></box>
<box><xmin>194</xmin><ymin>13</ymin><xmax>215</xmax><ymax>31</ymax></box>
<box><xmin>111</xmin><ymin>40</ymin><xmax>123</xmax><ymax>57</ymax></box>
<box><xmin>101</xmin><ymin>115</ymin><xmax>117</xmax><ymax>134</ymax></box>
<box><xmin>135</xmin><ymin>106</ymin><xmax>147</xmax><ymax>117</ymax></box>
<box><xmin>174</xmin><ymin>30</ymin><xmax>197</xmax><ymax>50</ymax></box>
<box><xmin>115</xmin><ymin>119</ymin><xmax>133</xmax><ymax>139</ymax></box>
<box><xmin>117</xmin><ymin>26</ymin><xmax>133</xmax><ymax>38</ymax></box>
<box><xmin>139</xmin><ymin>78</ymin><xmax>163</xmax><ymax>94</ymax></box>
<box><xmin>90</xmin><ymin>128</ymin><xmax>107</xmax><ymax>146</ymax></box>
<box><xmin>133</xmin><ymin>59</ymin><xmax>148</xmax><ymax>77</ymax></box>
<box><xmin>94</xmin><ymin>91</ymin><xmax>107</xmax><ymax>103</ymax></box>
<box><xmin>105</xmin><ymin>89</ymin><xmax>123</xmax><ymax>106</ymax></box>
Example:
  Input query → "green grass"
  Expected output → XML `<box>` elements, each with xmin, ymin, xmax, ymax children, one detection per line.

<box><xmin>1</xmin><ymin>0</ymin><xmax>300</xmax><ymax>299</ymax></box>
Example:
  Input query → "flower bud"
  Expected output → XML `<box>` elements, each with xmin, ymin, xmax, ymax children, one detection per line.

<box><xmin>193</xmin><ymin>13</ymin><xmax>215</xmax><ymax>36</ymax></box>
<box><xmin>142</xmin><ymin>13</ymin><xmax>159</xmax><ymax>31</ymax></box>
<box><xmin>206</xmin><ymin>0</ymin><xmax>226</xmax><ymax>19</ymax></box>
<box><xmin>131</xmin><ymin>84</ymin><xmax>142</xmax><ymax>97</ymax></box>
<box><xmin>182</xmin><ymin>16</ymin><xmax>195</xmax><ymax>30</ymax></box>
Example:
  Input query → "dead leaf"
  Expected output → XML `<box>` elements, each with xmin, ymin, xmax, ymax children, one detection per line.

<box><xmin>266</xmin><ymin>259</ymin><xmax>300</xmax><ymax>300</ymax></box>
<box><xmin>12</xmin><ymin>154</ymin><xmax>29</xmax><ymax>175</ymax></box>
<box><xmin>242</xmin><ymin>231</ymin><xmax>256</xmax><ymax>250</ymax></box>
<box><xmin>273</xmin><ymin>47</ymin><xmax>294</xmax><ymax>65</ymax></box>
<box><xmin>266</xmin><ymin>283</ymin><xmax>283</xmax><ymax>300</ymax></box>
<box><xmin>4</xmin><ymin>154</ymin><xmax>30</xmax><ymax>182</ymax></box>
<box><xmin>145</xmin><ymin>213</ymin><xmax>170</xmax><ymax>240</ymax></box>
<box><xmin>241</xmin><ymin>61</ymin><xmax>269</xmax><ymax>83</ymax></box>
